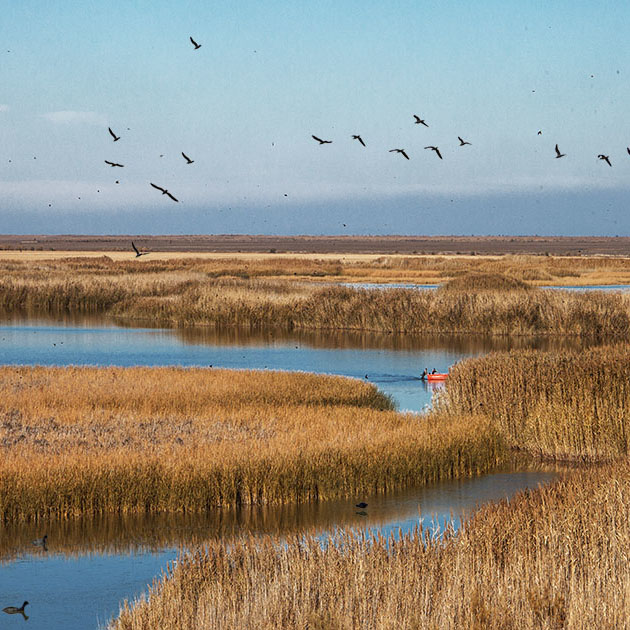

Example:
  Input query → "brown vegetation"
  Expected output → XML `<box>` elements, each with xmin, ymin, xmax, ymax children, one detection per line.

<box><xmin>438</xmin><ymin>343</ymin><xmax>630</xmax><ymax>462</ymax></box>
<box><xmin>0</xmin><ymin>367</ymin><xmax>504</xmax><ymax>522</ymax></box>
<box><xmin>1</xmin><ymin>258</ymin><xmax>630</xmax><ymax>336</ymax></box>
<box><xmin>111</xmin><ymin>461</ymin><xmax>630</xmax><ymax>630</ymax></box>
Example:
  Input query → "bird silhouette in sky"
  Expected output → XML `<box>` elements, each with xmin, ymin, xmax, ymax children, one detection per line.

<box><xmin>555</xmin><ymin>144</ymin><xmax>566</xmax><ymax>158</ymax></box>
<box><xmin>104</xmin><ymin>160</ymin><xmax>124</xmax><ymax>167</ymax></box>
<box><xmin>150</xmin><ymin>183</ymin><xmax>179</xmax><ymax>202</ymax></box>
<box><xmin>132</xmin><ymin>242</ymin><xmax>148</xmax><ymax>257</ymax></box>
<box><xmin>598</xmin><ymin>154</ymin><xmax>612</xmax><ymax>166</ymax></box>
<box><xmin>312</xmin><ymin>135</ymin><xmax>332</xmax><ymax>145</ymax></box>
<box><xmin>108</xmin><ymin>127</ymin><xmax>120</xmax><ymax>142</ymax></box>
<box><xmin>352</xmin><ymin>134</ymin><xmax>366</xmax><ymax>147</ymax></box>
<box><xmin>425</xmin><ymin>146</ymin><xmax>443</xmax><ymax>159</ymax></box>
<box><xmin>389</xmin><ymin>149</ymin><xmax>410</xmax><ymax>160</ymax></box>
<box><xmin>413</xmin><ymin>115</ymin><xmax>429</xmax><ymax>127</ymax></box>
<box><xmin>190</xmin><ymin>36</ymin><xmax>201</xmax><ymax>50</ymax></box>
<box><xmin>458</xmin><ymin>136</ymin><xmax>472</xmax><ymax>146</ymax></box>
<box><xmin>182</xmin><ymin>152</ymin><xmax>194</xmax><ymax>164</ymax></box>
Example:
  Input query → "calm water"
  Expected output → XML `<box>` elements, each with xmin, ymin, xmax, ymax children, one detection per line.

<box><xmin>0</xmin><ymin>318</ymin><xmax>593</xmax><ymax>412</ymax></box>
<box><xmin>0</xmin><ymin>319</ymin><xmax>581</xmax><ymax>629</ymax></box>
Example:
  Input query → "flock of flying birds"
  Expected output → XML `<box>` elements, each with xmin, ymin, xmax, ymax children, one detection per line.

<box><xmin>313</xmin><ymin>114</ymin><xmax>629</xmax><ymax>168</ymax></box>
<box><xmin>102</xmin><ymin>36</ymin><xmax>204</xmax><ymax>213</ymax></box>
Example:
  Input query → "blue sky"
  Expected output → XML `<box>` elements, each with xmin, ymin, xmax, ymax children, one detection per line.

<box><xmin>1</xmin><ymin>1</ymin><xmax>629</xmax><ymax>235</ymax></box>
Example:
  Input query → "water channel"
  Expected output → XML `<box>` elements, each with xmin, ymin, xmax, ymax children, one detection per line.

<box><xmin>0</xmin><ymin>317</ymin><xmax>590</xmax><ymax>629</ymax></box>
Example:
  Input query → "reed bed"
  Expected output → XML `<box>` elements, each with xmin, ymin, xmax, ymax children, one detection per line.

<box><xmin>111</xmin><ymin>462</ymin><xmax>630</xmax><ymax>630</ymax></box>
<box><xmin>0</xmin><ymin>367</ymin><xmax>505</xmax><ymax>522</ymax></box>
<box><xmin>437</xmin><ymin>343</ymin><xmax>630</xmax><ymax>462</ymax></box>
<box><xmin>3</xmin><ymin>260</ymin><xmax>630</xmax><ymax>336</ymax></box>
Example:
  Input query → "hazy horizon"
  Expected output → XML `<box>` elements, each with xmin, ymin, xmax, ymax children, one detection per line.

<box><xmin>2</xmin><ymin>2</ymin><xmax>630</xmax><ymax>236</ymax></box>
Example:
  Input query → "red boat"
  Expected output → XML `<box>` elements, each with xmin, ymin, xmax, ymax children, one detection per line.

<box><xmin>426</xmin><ymin>373</ymin><xmax>448</xmax><ymax>382</ymax></box>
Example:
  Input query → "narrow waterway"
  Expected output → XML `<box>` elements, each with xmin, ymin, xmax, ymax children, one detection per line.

<box><xmin>0</xmin><ymin>318</ymin><xmax>585</xmax><ymax>629</ymax></box>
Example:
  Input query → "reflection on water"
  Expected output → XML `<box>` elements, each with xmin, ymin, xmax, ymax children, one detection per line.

<box><xmin>0</xmin><ymin>468</ymin><xmax>564</xmax><ymax>630</ymax></box>
<box><xmin>0</xmin><ymin>317</ymin><xmax>594</xmax><ymax>413</ymax></box>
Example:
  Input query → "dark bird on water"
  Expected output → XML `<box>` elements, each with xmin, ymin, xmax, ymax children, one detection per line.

<box><xmin>356</xmin><ymin>502</ymin><xmax>368</xmax><ymax>509</ymax></box>
<box><xmin>555</xmin><ymin>144</ymin><xmax>566</xmax><ymax>159</ymax></box>
<box><xmin>150</xmin><ymin>183</ymin><xmax>179</xmax><ymax>202</ymax></box>
<box><xmin>598</xmin><ymin>154</ymin><xmax>612</xmax><ymax>166</ymax></box>
<box><xmin>108</xmin><ymin>127</ymin><xmax>120</xmax><ymax>142</ymax></box>
<box><xmin>424</xmin><ymin>146</ymin><xmax>443</xmax><ymax>159</ymax></box>
<box><xmin>458</xmin><ymin>136</ymin><xmax>471</xmax><ymax>146</ymax></box>
<box><xmin>104</xmin><ymin>160</ymin><xmax>124</xmax><ymax>167</ymax></box>
<box><xmin>32</xmin><ymin>534</ymin><xmax>47</xmax><ymax>549</ymax></box>
<box><xmin>190</xmin><ymin>36</ymin><xmax>201</xmax><ymax>50</ymax></box>
<box><xmin>3</xmin><ymin>602</ymin><xmax>29</xmax><ymax>618</ymax></box>
<box><xmin>389</xmin><ymin>148</ymin><xmax>410</xmax><ymax>160</ymax></box>
<box><xmin>352</xmin><ymin>134</ymin><xmax>366</xmax><ymax>147</ymax></box>
<box><xmin>627</xmin><ymin>147</ymin><xmax>630</xmax><ymax>156</ymax></box>
<box><xmin>182</xmin><ymin>152</ymin><xmax>194</xmax><ymax>164</ymax></box>
<box><xmin>413</xmin><ymin>115</ymin><xmax>429</xmax><ymax>127</ymax></box>
<box><xmin>132</xmin><ymin>242</ymin><xmax>148</xmax><ymax>258</ymax></box>
<box><xmin>312</xmin><ymin>135</ymin><xmax>332</xmax><ymax>145</ymax></box>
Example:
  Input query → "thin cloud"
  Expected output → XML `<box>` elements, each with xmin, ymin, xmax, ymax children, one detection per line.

<box><xmin>41</xmin><ymin>110</ymin><xmax>106</xmax><ymax>126</ymax></box>
<box><xmin>0</xmin><ymin>104</ymin><xmax>9</xmax><ymax>113</ymax></box>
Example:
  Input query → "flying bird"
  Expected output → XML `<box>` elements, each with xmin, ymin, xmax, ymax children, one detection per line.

<box><xmin>352</xmin><ymin>134</ymin><xmax>366</xmax><ymax>147</ymax></box>
<box><xmin>555</xmin><ymin>144</ymin><xmax>566</xmax><ymax>159</ymax></box>
<box><xmin>389</xmin><ymin>149</ymin><xmax>410</xmax><ymax>160</ymax></box>
<box><xmin>190</xmin><ymin>36</ymin><xmax>201</xmax><ymax>50</ymax></box>
<box><xmin>458</xmin><ymin>136</ymin><xmax>471</xmax><ymax>146</ymax></box>
<box><xmin>598</xmin><ymin>154</ymin><xmax>612</xmax><ymax>166</ymax></box>
<box><xmin>413</xmin><ymin>115</ymin><xmax>429</xmax><ymax>127</ymax></box>
<box><xmin>104</xmin><ymin>160</ymin><xmax>124</xmax><ymax>167</ymax></box>
<box><xmin>424</xmin><ymin>146</ymin><xmax>443</xmax><ymax>159</ymax></box>
<box><xmin>312</xmin><ymin>135</ymin><xmax>332</xmax><ymax>145</ymax></box>
<box><xmin>108</xmin><ymin>127</ymin><xmax>120</xmax><ymax>142</ymax></box>
<box><xmin>627</xmin><ymin>147</ymin><xmax>630</xmax><ymax>156</ymax></box>
<box><xmin>181</xmin><ymin>152</ymin><xmax>194</xmax><ymax>164</ymax></box>
<box><xmin>150</xmin><ymin>183</ymin><xmax>179</xmax><ymax>202</ymax></box>
<box><xmin>132</xmin><ymin>242</ymin><xmax>148</xmax><ymax>258</ymax></box>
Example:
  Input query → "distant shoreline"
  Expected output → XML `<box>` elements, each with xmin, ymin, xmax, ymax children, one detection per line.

<box><xmin>0</xmin><ymin>234</ymin><xmax>629</xmax><ymax>256</ymax></box>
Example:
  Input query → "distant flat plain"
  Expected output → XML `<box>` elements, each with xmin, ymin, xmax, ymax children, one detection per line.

<box><xmin>1</xmin><ymin>234</ymin><xmax>630</xmax><ymax>257</ymax></box>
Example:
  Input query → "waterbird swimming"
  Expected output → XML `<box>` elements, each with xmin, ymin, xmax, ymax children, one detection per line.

<box><xmin>190</xmin><ymin>36</ymin><xmax>201</xmax><ymax>50</ymax></box>
<box><xmin>108</xmin><ymin>127</ymin><xmax>120</xmax><ymax>142</ymax></box>
<box><xmin>424</xmin><ymin>146</ymin><xmax>443</xmax><ymax>159</ymax></box>
<box><xmin>413</xmin><ymin>115</ymin><xmax>429</xmax><ymax>127</ymax></box>
<box><xmin>458</xmin><ymin>136</ymin><xmax>471</xmax><ymax>146</ymax></box>
<box><xmin>3</xmin><ymin>601</ymin><xmax>29</xmax><ymax>617</ymax></box>
<box><xmin>104</xmin><ymin>160</ymin><xmax>124</xmax><ymax>167</ymax></box>
<box><xmin>555</xmin><ymin>144</ymin><xmax>566</xmax><ymax>158</ymax></box>
<box><xmin>389</xmin><ymin>148</ymin><xmax>410</xmax><ymax>160</ymax></box>
<box><xmin>32</xmin><ymin>534</ymin><xmax>47</xmax><ymax>549</ymax></box>
<box><xmin>150</xmin><ymin>183</ymin><xmax>179</xmax><ymax>202</ymax></box>
<box><xmin>312</xmin><ymin>135</ymin><xmax>332</xmax><ymax>145</ymax></box>
<box><xmin>356</xmin><ymin>502</ymin><xmax>368</xmax><ymax>509</ymax></box>
<box><xmin>598</xmin><ymin>154</ymin><xmax>612</xmax><ymax>166</ymax></box>
<box><xmin>181</xmin><ymin>152</ymin><xmax>194</xmax><ymax>164</ymax></box>
<box><xmin>352</xmin><ymin>134</ymin><xmax>366</xmax><ymax>147</ymax></box>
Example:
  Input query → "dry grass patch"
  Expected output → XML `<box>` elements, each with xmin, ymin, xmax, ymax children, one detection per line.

<box><xmin>111</xmin><ymin>462</ymin><xmax>630</xmax><ymax>630</ymax></box>
<box><xmin>0</xmin><ymin>367</ymin><xmax>505</xmax><ymax>521</ymax></box>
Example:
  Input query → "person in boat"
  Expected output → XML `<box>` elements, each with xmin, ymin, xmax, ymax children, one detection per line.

<box><xmin>420</xmin><ymin>368</ymin><xmax>428</xmax><ymax>380</ymax></box>
<box><xmin>431</xmin><ymin>368</ymin><xmax>437</xmax><ymax>374</ymax></box>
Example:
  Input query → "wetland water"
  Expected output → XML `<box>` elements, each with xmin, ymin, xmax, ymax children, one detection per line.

<box><xmin>0</xmin><ymin>319</ymin><xmax>585</xmax><ymax>629</ymax></box>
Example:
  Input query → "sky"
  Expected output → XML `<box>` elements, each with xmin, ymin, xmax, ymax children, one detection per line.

<box><xmin>1</xmin><ymin>0</ymin><xmax>630</xmax><ymax>236</ymax></box>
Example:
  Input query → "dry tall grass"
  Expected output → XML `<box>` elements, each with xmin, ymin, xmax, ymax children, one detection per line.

<box><xmin>438</xmin><ymin>343</ymin><xmax>630</xmax><ymax>461</ymax></box>
<box><xmin>111</xmin><ymin>462</ymin><xmax>630</xmax><ymax>630</ymax></box>
<box><xmin>0</xmin><ymin>367</ymin><xmax>505</xmax><ymax>522</ymax></box>
<box><xmin>2</xmin><ymin>258</ymin><xmax>630</xmax><ymax>336</ymax></box>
